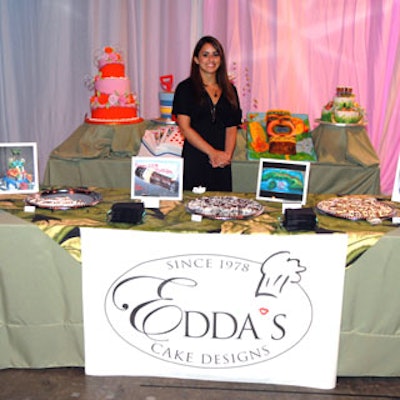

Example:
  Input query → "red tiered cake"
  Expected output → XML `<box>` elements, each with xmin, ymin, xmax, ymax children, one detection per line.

<box><xmin>86</xmin><ymin>46</ymin><xmax>141</xmax><ymax>124</ymax></box>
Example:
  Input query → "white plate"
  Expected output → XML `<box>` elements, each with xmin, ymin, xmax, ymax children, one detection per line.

<box><xmin>315</xmin><ymin>119</ymin><xmax>367</xmax><ymax>127</ymax></box>
<box><xmin>151</xmin><ymin>118</ymin><xmax>177</xmax><ymax>125</ymax></box>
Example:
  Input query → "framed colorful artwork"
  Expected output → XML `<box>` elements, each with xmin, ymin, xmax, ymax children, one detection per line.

<box><xmin>0</xmin><ymin>142</ymin><xmax>39</xmax><ymax>194</ymax></box>
<box><xmin>131</xmin><ymin>156</ymin><xmax>183</xmax><ymax>206</ymax></box>
<box><xmin>256</xmin><ymin>158</ymin><xmax>310</xmax><ymax>206</ymax></box>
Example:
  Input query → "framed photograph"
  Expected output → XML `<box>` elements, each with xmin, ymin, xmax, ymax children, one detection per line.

<box><xmin>256</xmin><ymin>158</ymin><xmax>310</xmax><ymax>205</ymax></box>
<box><xmin>391</xmin><ymin>155</ymin><xmax>400</xmax><ymax>202</ymax></box>
<box><xmin>131</xmin><ymin>157</ymin><xmax>183</xmax><ymax>203</ymax></box>
<box><xmin>0</xmin><ymin>142</ymin><xmax>39</xmax><ymax>194</ymax></box>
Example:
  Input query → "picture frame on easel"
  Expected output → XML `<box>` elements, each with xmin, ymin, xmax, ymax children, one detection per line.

<box><xmin>0</xmin><ymin>142</ymin><xmax>39</xmax><ymax>194</ymax></box>
<box><xmin>256</xmin><ymin>158</ymin><xmax>311</xmax><ymax>207</ymax></box>
<box><xmin>131</xmin><ymin>156</ymin><xmax>183</xmax><ymax>208</ymax></box>
<box><xmin>391</xmin><ymin>155</ymin><xmax>400</xmax><ymax>202</ymax></box>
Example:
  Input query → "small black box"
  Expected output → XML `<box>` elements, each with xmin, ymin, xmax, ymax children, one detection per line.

<box><xmin>283</xmin><ymin>207</ymin><xmax>317</xmax><ymax>231</ymax></box>
<box><xmin>107</xmin><ymin>202</ymin><xmax>145</xmax><ymax>224</ymax></box>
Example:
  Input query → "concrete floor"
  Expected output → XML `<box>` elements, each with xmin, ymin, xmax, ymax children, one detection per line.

<box><xmin>0</xmin><ymin>368</ymin><xmax>400</xmax><ymax>399</ymax></box>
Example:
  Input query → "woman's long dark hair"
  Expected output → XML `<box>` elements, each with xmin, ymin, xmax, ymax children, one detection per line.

<box><xmin>190</xmin><ymin>36</ymin><xmax>239</xmax><ymax>109</ymax></box>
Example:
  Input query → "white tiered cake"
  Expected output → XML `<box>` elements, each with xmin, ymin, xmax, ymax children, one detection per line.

<box><xmin>321</xmin><ymin>86</ymin><xmax>364</xmax><ymax>124</ymax></box>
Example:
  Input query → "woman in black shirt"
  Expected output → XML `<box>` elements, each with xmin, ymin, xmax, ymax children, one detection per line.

<box><xmin>172</xmin><ymin>36</ymin><xmax>242</xmax><ymax>191</ymax></box>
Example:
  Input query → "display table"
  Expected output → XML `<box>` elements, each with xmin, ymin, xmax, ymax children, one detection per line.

<box><xmin>43</xmin><ymin>121</ymin><xmax>381</xmax><ymax>194</ymax></box>
<box><xmin>1</xmin><ymin>188</ymin><xmax>400</xmax><ymax>375</ymax></box>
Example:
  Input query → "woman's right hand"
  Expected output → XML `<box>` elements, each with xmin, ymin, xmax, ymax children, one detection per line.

<box><xmin>208</xmin><ymin>149</ymin><xmax>231</xmax><ymax>168</ymax></box>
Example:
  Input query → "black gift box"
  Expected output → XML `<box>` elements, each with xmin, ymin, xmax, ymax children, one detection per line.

<box><xmin>283</xmin><ymin>207</ymin><xmax>317</xmax><ymax>231</ymax></box>
<box><xmin>107</xmin><ymin>202</ymin><xmax>145</xmax><ymax>224</ymax></box>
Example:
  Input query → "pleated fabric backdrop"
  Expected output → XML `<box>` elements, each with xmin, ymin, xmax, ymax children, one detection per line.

<box><xmin>1</xmin><ymin>0</ymin><xmax>399</xmax><ymax>193</ymax></box>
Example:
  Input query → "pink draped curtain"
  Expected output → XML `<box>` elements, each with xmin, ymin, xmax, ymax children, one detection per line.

<box><xmin>203</xmin><ymin>0</ymin><xmax>400</xmax><ymax>194</ymax></box>
<box><xmin>1</xmin><ymin>0</ymin><xmax>399</xmax><ymax>194</ymax></box>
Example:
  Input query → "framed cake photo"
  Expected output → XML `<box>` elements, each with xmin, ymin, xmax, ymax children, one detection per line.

<box><xmin>391</xmin><ymin>154</ymin><xmax>400</xmax><ymax>202</ymax></box>
<box><xmin>256</xmin><ymin>158</ymin><xmax>310</xmax><ymax>206</ymax></box>
<box><xmin>131</xmin><ymin>156</ymin><xmax>183</xmax><ymax>206</ymax></box>
<box><xmin>0</xmin><ymin>142</ymin><xmax>39</xmax><ymax>194</ymax></box>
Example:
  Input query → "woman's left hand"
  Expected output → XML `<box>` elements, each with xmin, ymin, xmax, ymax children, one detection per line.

<box><xmin>209</xmin><ymin>150</ymin><xmax>231</xmax><ymax>168</ymax></box>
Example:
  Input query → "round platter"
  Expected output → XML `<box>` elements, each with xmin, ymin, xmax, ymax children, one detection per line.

<box><xmin>151</xmin><ymin>118</ymin><xmax>177</xmax><ymax>125</ymax></box>
<box><xmin>315</xmin><ymin>118</ymin><xmax>367</xmax><ymax>127</ymax></box>
<box><xmin>85</xmin><ymin>116</ymin><xmax>144</xmax><ymax>125</ymax></box>
<box><xmin>26</xmin><ymin>188</ymin><xmax>102</xmax><ymax>210</ymax></box>
<box><xmin>316</xmin><ymin>196</ymin><xmax>396</xmax><ymax>221</ymax></box>
<box><xmin>186</xmin><ymin>196</ymin><xmax>264</xmax><ymax>220</ymax></box>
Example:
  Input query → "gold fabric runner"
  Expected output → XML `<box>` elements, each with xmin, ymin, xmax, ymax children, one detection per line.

<box><xmin>1</xmin><ymin>189</ymin><xmax>399</xmax><ymax>266</ymax></box>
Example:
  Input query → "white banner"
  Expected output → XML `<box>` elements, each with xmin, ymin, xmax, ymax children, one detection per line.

<box><xmin>81</xmin><ymin>228</ymin><xmax>347</xmax><ymax>389</ymax></box>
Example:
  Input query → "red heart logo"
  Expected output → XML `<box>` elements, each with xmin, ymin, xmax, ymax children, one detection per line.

<box><xmin>259</xmin><ymin>307</ymin><xmax>269</xmax><ymax>315</ymax></box>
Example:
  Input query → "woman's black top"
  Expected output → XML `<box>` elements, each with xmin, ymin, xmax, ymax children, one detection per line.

<box><xmin>172</xmin><ymin>77</ymin><xmax>242</xmax><ymax>191</ymax></box>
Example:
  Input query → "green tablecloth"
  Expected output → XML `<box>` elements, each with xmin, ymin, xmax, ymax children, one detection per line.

<box><xmin>1</xmin><ymin>189</ymin><xmax>399</xmax><ymax>375</ymax></box>
<box><xmin>44</xmin><ymin>122</ymin><xmax>381</xmax><ymax>195</ymax></box>
<box><xmin>312</xmin><ymin>124</ymin><xmax>380</xmax><ymax>166</ymax></box>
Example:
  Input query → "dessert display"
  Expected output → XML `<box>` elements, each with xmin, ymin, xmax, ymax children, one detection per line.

<box><xmin>266</xmin><ymin>110</ymin><xmax>297</xmax><ymax>155</ymax></box>
<box><xmin>159</xmin><ymin>92</ymin><xmax>174</xmax><ymax>120</ymax></box>
<box><xmin>85</xmin><ymin>46</ymin><xmax>140</xmax><ymax>124</ymax></box>
<box><xmin>137</xmin><ymin>126</ymin><xmax>184</xmax><ymax>157</ymax></box>
<box><xmin>316</xmin><ymin>196</ymin><xmax>395</xmax><ymax>221</ymax></box>
<box><xmin>26</xmin><ymin>188</ymin><xmax>102</xmax><ymax>210</ymax></box>
<box><xmin>186</xmin><ymin>196</ymin><xmax>264</xmax><ymax>220</ymax></box>
<box><xmin>320</xmin><ymin>86</ymin><xmax>364</xmax><ymax>124</ymax></box>
<box><xmin>158</xmin><ymin>74</ymin><xmax>176</xmax><ymax>123</ymax></box>
<box><xmin>247</xmin><ymin>111</ymin><xmax>316</xmax><ymax>161</ymax></box>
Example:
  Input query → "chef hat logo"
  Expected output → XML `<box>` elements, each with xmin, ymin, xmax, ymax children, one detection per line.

<box><xmin>256</xmin><ymin>251</ymin><xmax>306</xmax><ymax>298</ymax></box>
